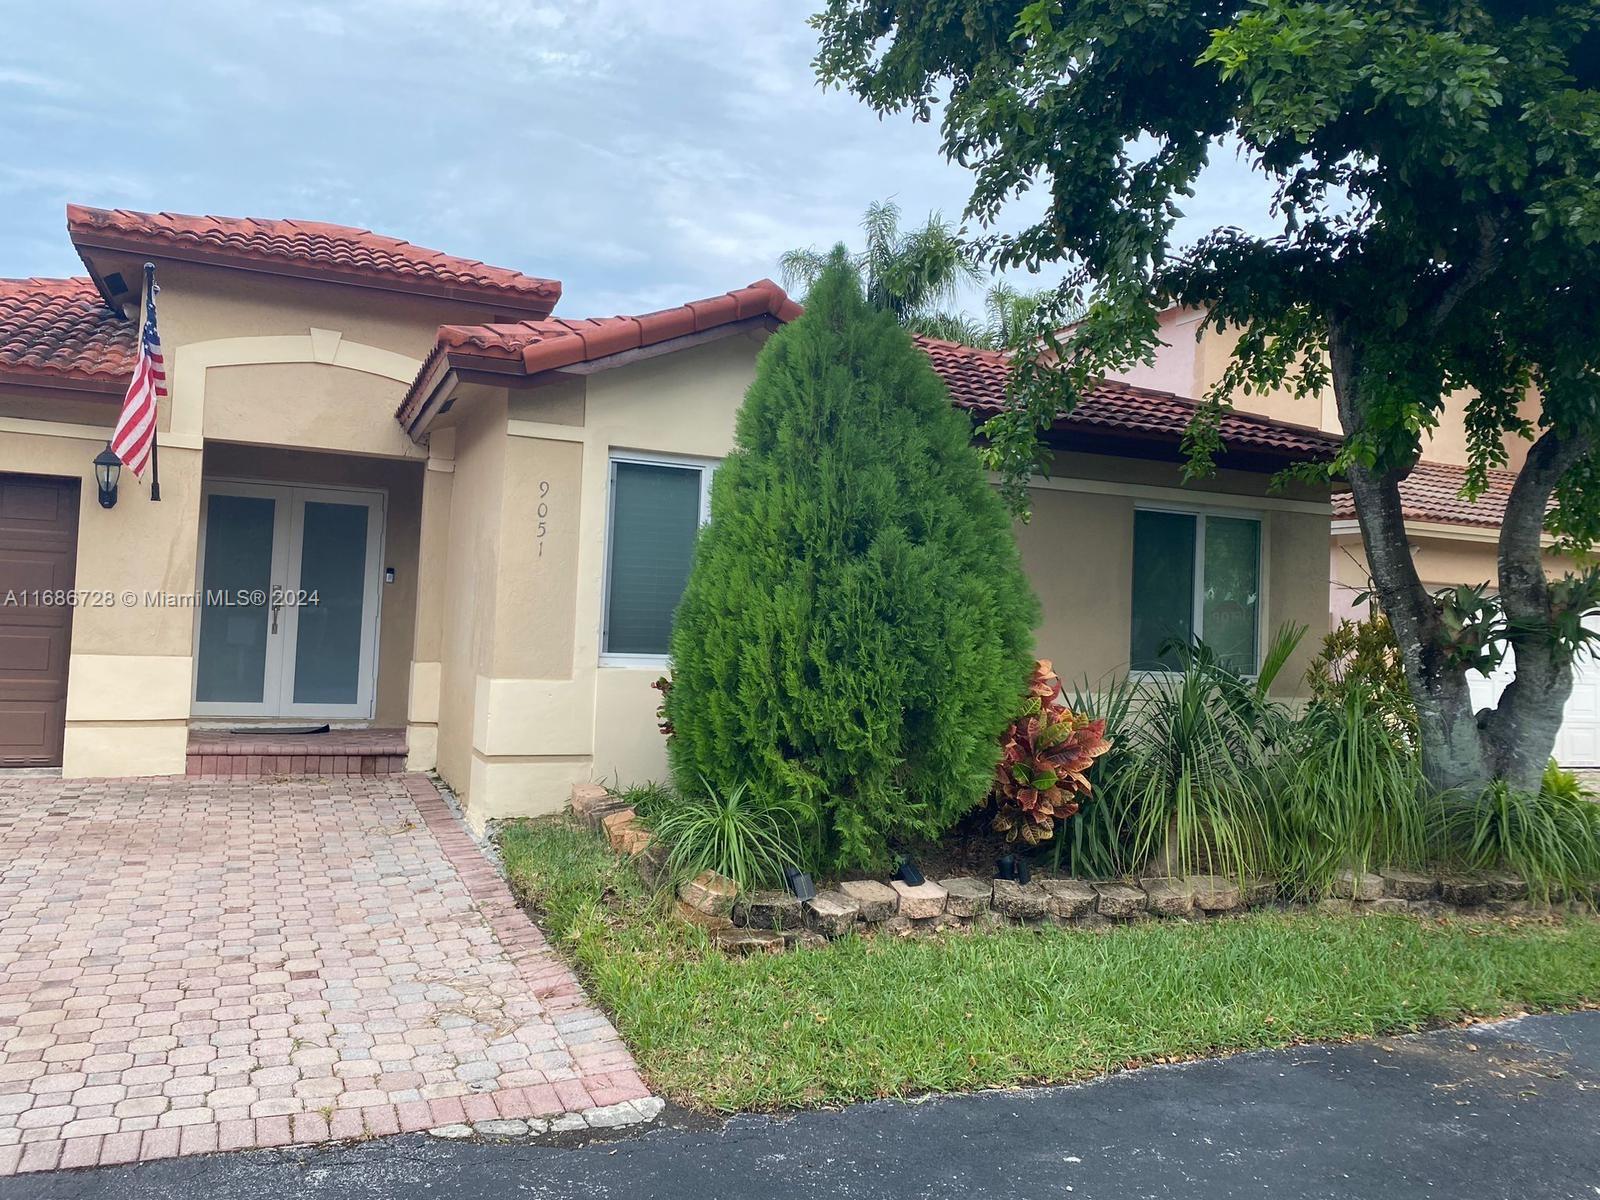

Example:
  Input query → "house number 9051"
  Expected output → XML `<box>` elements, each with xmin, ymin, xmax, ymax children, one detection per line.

<box><xmin>537</xmin><ymin>480</ymin><xmax>550</xmax><ymax>557</ymax></box>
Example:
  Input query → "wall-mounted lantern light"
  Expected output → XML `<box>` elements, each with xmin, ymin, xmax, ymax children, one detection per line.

<box><xmin>93</xmin><ymin>445</ymin><xmax>122</xmax><ymax>509</ymax></box>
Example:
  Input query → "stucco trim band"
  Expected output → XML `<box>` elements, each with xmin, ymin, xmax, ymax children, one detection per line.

<box><xmin>1331</xmin><ymin>517</ymin><xmax>1556</xmax><ymax>547</ymax></box>
<box><xmin>0</xmin><ymin>415</ymin><xmax>201</xmax><ymax>451</ymax></box>
<box><xmin>506</xmin><ymin>419</ymin><xmax>587</xmax><ymax>444</ymax></box>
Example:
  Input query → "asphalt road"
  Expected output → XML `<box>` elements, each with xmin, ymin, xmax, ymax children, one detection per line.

<box><xmin>16</xmin><ymin>1011</ymin><xmax>1600</xmax><ymax>1200</ymax></box>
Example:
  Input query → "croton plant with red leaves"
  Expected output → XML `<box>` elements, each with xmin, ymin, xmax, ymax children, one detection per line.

<box><xmin>991</xmin><ymin>660</ymin><xmax>1111</xmax><ymax>845</ymax></box>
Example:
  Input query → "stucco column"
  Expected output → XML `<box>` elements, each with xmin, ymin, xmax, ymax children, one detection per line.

<box><xmin>405</xmin><ymin>432</ymin><xmax>454</xmax><ymax>771</ymax></box>
<box><xmin>54</xmin><ymin>436</ymin><xmax>203</xmax><ymax>777</ymax></box>
<box><xmin>461</xmin><ymin>429</ymin><xmax>593</xmax><ymax>826</ymax></box>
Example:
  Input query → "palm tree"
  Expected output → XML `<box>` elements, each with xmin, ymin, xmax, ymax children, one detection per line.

<box><xmin>780</xmin><ymin>201</ymin><xmax>1049</xmax><ymax>350</ymax></box>
<box><xmin>915</xmin><ymin>281</ymin><xmax>1051</xmax><ymax>350</ymax></box>
<box><xmin>780</xmin><ymin>200</ymin><xmax>978</xmax><ymax>331</ymax></box>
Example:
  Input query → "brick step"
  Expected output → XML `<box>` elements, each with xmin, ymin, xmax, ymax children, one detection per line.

<box><xmin>185</xmin><ymin>728</ymin><xmax>407</xmax><ymax>777</ymax></box>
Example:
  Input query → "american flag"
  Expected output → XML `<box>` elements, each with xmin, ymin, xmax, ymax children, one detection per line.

<box><xmin>110</xmin><ymin>267</ymin><xmax>165</xmax><ymax>481</ymax></box>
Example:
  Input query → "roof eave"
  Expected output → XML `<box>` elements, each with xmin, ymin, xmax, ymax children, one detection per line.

<box><xmin>1048</xmin><ymin>425</ymin><xmax>1334</xmax><ymax>474</ymax></box>
<box><xmin>0</xmin><ymin>368</ymin><xmax>128</xmax><ymax>401</ymax></box>
<box><xmin>69</xmin><ymin>230</ymin><xmax>562</xmax><ymax>319</ymax></box>
<box><xmin>399</xmin><ymin>314</ymin><xmax>783</xmax><ymax>442</ymax></box>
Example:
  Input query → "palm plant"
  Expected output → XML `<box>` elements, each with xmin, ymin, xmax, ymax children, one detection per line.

<box><xmin>1107</xmin><ymin>626</ymin><xmax>1304</xmax><ymax>882</ymax></box>
<box><xmin>780</xmin><ymin>200</ymin><xmax>985</xmax><ymax>338</ymax></box>
<box><xmin>780</xmin><ymin>200</ymin><xmax>980</xmax><ymax>327</ymax></box>
<box><xmin>1052</xmin><ymin>673</ymin><xmax>1141</xmax><ymax>877</ymax></box>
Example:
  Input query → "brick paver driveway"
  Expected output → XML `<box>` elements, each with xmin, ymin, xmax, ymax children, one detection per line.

<box><xmin>0</xmin><ymin>773</ymin><xmax>648</xmax><ymax>1176</ymax></box>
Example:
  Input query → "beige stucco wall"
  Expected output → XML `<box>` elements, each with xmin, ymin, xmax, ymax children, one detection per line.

<box><xmin>405</xmin><ymin>432</ymin><xmax>454</xmax><ymax>772</ymax></box>
<box><xmin>429</xmin><ymin>329</ymin><xmax>1334</xmax><ymax>827</ymax></box>
<box><xmin>203</xmin><ymin>363</ymin><xmax>420</xmax><ymax>460</ymax></box>
<box><xmin>1108</xmin><ymin>307</ymin><xmax>1541</xmax><ymax>473</ymax></box>
<box><xmin>0</xmin><ymin>410</ymin><xmax>201</xmax><ymax>776</ymax></box>
<box><xmin>1017</xmin><ymin>480</ymin><xmax>1328</xmax><ymax>697</ymax></box>
<box><xmin>1331</xmin><ymin>528</ymin><xmax>1580</xmax><ymax>625</ymax></box>
<box><xmin>88</xmin><ymin>255</ymin><xmax>507</xmax><ymax>362</ymax></box>
<box><xmin>2</xmin><ymin>250</ymin><xmax>511</xmax><ymax>776</ymax></box>
<box><xmin>435</xmin><ymin>395</ymin><xmax>509</xmax><ymax>795</ymax></box>
<box><xmin>427</xmin><ymin>335</ymin><xmax>759</xmax><ymax>827</ymax></box>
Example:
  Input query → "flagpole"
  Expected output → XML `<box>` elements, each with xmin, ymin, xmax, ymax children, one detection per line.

<box><xmin>142</xmin><ymin>262</ymin><xmax>161</xmax><ymax>502</ymax></box>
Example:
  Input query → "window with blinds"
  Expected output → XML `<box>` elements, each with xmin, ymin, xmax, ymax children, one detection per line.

<box><xmin>602</xmin><ymin>456</ymin><xmax>711</xmax><ymax>660</ymax></box>
<box><xmin>1130</xmin><ymin>507</ymin><xmax>1262</xmax><ymax>674</ymax></box>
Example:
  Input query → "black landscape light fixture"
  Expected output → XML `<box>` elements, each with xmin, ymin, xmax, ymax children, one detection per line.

<box><xmin>783</xmin><ymin>867</ymin><xmax>817</xmax><ymax>902</ymax></box>
<box><xmin>996</xmin><ymin>853</ymin><xmax>1033</xmax><ymax>884</ymax></box>
<box><xmin>93</xmin><ymin>445</ymin><xmax>122</xmax><ymax>509</ymax></box>
<box><xmin>892</xmin><ymin>857</ymin><xmax>924</xmax><ymax>887</ymax></box>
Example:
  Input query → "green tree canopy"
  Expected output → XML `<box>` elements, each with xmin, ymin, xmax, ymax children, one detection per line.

<box><xmin>813</xmin><ymin>0</ymin><xmax>1600</xmax><ymax>793</ymax></box>
<box><xmin>665</xmin><ymin>251</ymin><xmax>1038</xmax><ymax>871</ymax></box>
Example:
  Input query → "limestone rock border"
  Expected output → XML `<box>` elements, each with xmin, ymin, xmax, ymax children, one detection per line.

<box><xmin>564</xmin><ymin>785</ymin><xmax>1581</xmax><ymax>957</ymax></box>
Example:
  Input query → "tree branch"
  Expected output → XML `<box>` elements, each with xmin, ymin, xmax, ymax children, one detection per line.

<box><xmin>1497</xmin><ymin>426</ymin><xmax>1591</xmax><ymax>628</ymax></box>
<box><xmin>1423</xmin><ymin>211</ymin><xmax>1505</xmax><ymax>337</ymax></box>
<box><xmin>1479</xmin><ymin>425</ymin><xmax>1593</xmax><ymax>782</ymax></box>
<box><xmin>1328</xmin><ymin>319</ymin><xmax>1434</xmax><ymax>668</ymax></box>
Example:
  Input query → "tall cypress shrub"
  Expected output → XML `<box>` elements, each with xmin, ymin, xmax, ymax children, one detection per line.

<box><xmin>665</xmin><ymin>252</ymin><xmax>1038</xmax><ymax>871</ymax></box>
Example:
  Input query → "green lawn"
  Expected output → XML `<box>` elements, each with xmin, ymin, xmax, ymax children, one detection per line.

<box><xmin>498</xmin><ymin>816</ymin><xmax>1600</xmax><ymax>1112</ymax></box>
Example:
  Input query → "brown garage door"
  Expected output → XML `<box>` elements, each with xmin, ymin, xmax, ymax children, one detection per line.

<box><xmin>0</xmin><ymin>474</ymin><xmax>79</xmax><ymax>766</ymax></box>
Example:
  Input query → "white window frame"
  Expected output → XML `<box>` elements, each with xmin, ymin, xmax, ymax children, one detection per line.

<box><xmin>1130</xmin><ymin>502</ymin><xmax>1267</xmax><ymax>677</ymax></box>
<box><xmin>599</xmin><ymin>450</ymin><xmax>717</xmax><ymax>668</ymax></box>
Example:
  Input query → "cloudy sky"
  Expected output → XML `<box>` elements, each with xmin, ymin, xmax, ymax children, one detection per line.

<box><xmin>2</xmin><ymin>1</ymin><xmax>1274</xmax><ymax>317</ymax></box>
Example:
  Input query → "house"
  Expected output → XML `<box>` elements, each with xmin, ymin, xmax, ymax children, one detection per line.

<box><xmin>1108</xmin><ymin>304</ymin><xmax>1600</xmax><ymax>767</ymax></box>
<box><xmin>0</xmin><ymin>206</ymin><xmax>1338</xmax><ymax>827</ymax></box>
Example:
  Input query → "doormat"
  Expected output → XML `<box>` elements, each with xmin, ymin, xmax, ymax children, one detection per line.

<box><xmin>227</xmin><ymin>724</ymin><xmax>332</xmax><ymax>736</ymax></box>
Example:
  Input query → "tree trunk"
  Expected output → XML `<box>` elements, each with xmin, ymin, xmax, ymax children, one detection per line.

<box><xmin>1328</xmin><ymin>323</ymin><xmax>1485</xmax><ymax>792</ymax></box>
<box><xmin>1476</xmin><ymin>428</ymin><xmax>1591</xmax><ymax>790</ymax></box>
<box><xmin>1328</xmin><ymin>323</ymin><xmax>1585</xmax><ymax>795</ymax></box>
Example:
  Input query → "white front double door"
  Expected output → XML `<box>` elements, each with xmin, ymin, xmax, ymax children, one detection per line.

<box><xmin>192</xmin><ymin>481</ymin><xmax>385</xmax><ymax>720</ymax></box>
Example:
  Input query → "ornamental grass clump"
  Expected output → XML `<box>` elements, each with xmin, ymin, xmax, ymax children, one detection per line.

<box><xmin>648</xmin><ymin>777</ymin><xmax>816</xmax><ymax>893</ymax></box>
<box><xmin>1438</xmin><ymin>775</ymin><xmax>1600</xmax><ymax>903</ymax></box>
<box><xmin>664</xmin><ymin>250</ymin><xmax>1038</xmax><ymax>873</ymax></box>
<box><xmin>1272</xmin><ymin>683</ymin><xmax>1429</xmax><ymax>899</ymax></box>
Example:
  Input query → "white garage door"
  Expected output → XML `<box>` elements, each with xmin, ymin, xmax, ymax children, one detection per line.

<box><xmin>1468</xmin><ymin>615</ymin><xmax>1600</xmax><ymax>767</ymax></box>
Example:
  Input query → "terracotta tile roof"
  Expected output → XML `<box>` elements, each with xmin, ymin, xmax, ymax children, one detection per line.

<box><xmin>915</xmin><ymin>336</ymin><xmax>1342</xmax><ymax>463</ymax></box>
<box><xmin>400</xmin><ymin>282</ymin><xmax>1341</xmax><ymax>467</ymax></box>
<box><xmin>67</xmin><ymin>205</ymin><xmax>561</xmax><ymax>316</ymax></box>
<box><xmin>1331</xmin><ymin>460</ymin><xmax>1514</xmax><ymax>529</ymax></box>
<box><xmin>398</xmin><ymin>279</ymin><xmax>802</xmax><ymax>428</ymax></box>
<box><xmin>0</xmin><ymin>276</ymin><xmax>132</xmax><ymax>393</ymax></box>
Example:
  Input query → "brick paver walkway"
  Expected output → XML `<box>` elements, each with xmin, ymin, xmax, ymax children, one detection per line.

<box><xmin>0</xmin><ymin>773</ymin><xmax>648</xmax><ymax>1175</ymax></box>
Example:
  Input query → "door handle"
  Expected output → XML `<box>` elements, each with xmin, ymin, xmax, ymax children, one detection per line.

<box><xmin>270</xmin><ymin>587</ymin><xmax>284</xmax><ymax>634</ymax></box>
